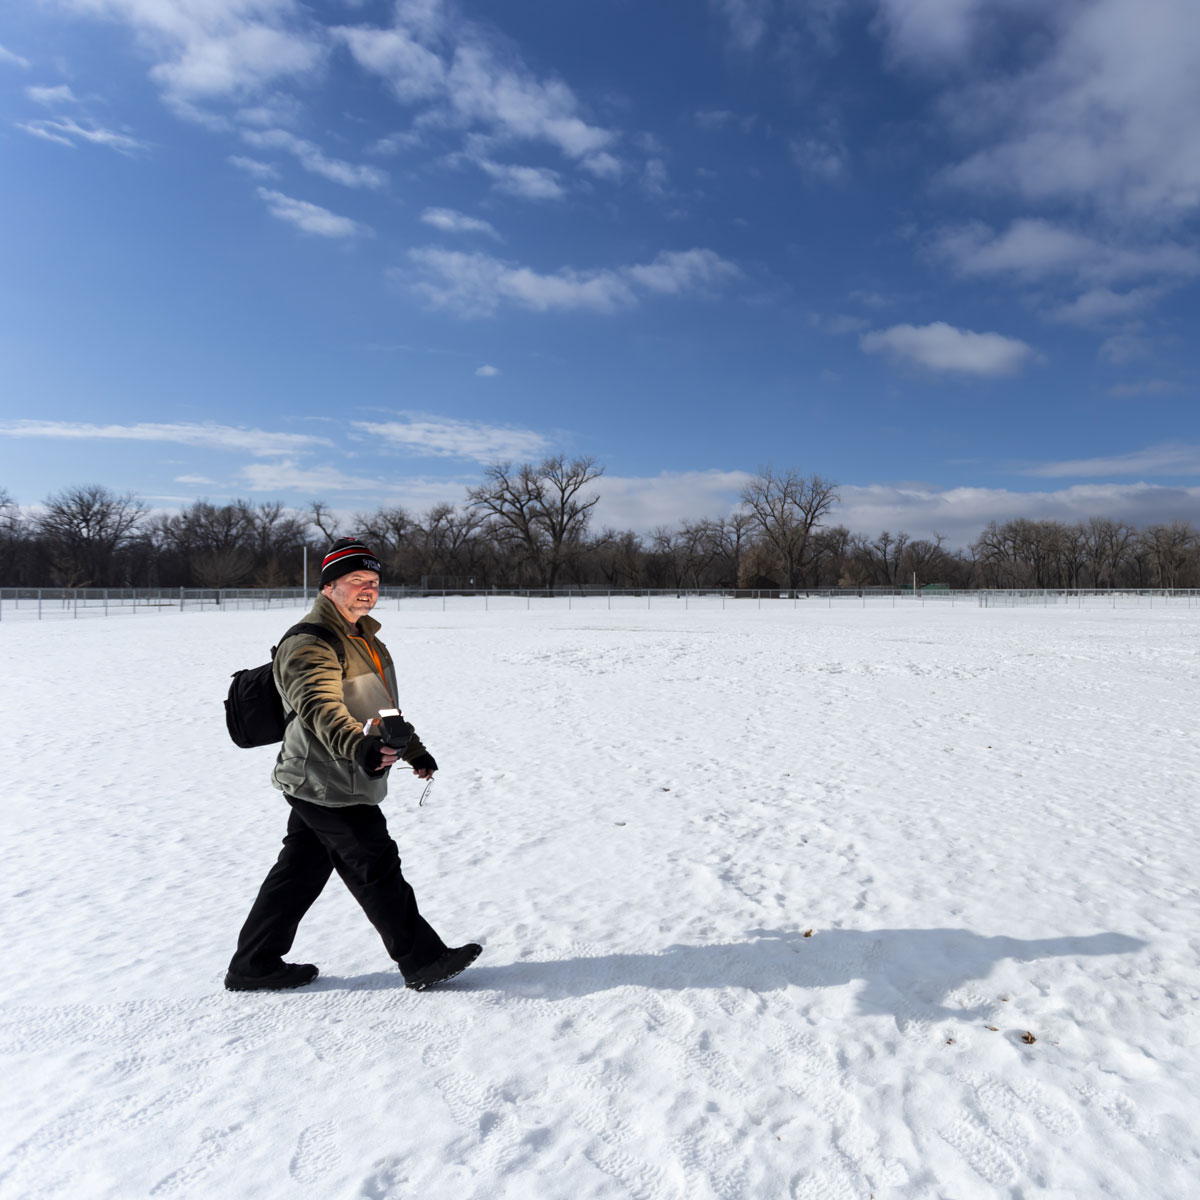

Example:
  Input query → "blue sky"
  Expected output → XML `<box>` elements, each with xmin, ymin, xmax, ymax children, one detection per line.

<box><xmin>1</xmin><ymin>0</ymin><xmax>1196</xmax><ymax>544</ymax></box>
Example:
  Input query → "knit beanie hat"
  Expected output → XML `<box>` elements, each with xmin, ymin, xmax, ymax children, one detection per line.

<box><xmin>320</xmin><ymin>537</ymin><xmax>383</xmax><ymax>587</ymax></box>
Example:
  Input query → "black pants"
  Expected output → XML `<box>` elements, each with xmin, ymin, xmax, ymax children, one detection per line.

<box><xmin>229</xmin><ymin>796</ymin><xmax>446</xmax><ymax>979</ymax></box>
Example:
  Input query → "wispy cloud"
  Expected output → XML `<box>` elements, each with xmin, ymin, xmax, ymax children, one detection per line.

<box><xmin>405</xmin><ymin>247</ymin><xmax>741</xmax><ymax>317</ymax></box>
<box><xmin>474</xmin><ymin>365</ymin><xmax>501</xmax><ymax>377</ymax></box>
<box><xmin>421</xmin><ymin>207</ymin><xmax>500</xmax><ymax>238</ymax></box>
<box><xmin>860</xmin><ymin>322</ymin><xmax>1036</xmax><ymax>376</ymax></box>
<box><xmin>474</xmin><ymin>159</ymin><xmax>565</xmax><ymax>201</ymax></box>
<box><xmin>16</xmin><ymin>117</ymin><xmax>147</xmax><ymax>155</ymax></box>
<box><xmin>1049</xmin><ymin>286</ymin><xmax>1168</xmax><ymax>328</ymax></box>
<box><xmin>0</xmin><ymin>420</ymin><xmax>332</xmax><ymax>456</ymax></box>
<box><xmin>242</xmin><ymin>128</ymin><xmax>387</xmax><ymax>188</ymax></box>
<box><xmin>0</xmin><ymin>42</ymin><xmax>31</xmax><ymax>69</ymax></box>
<box><xmin>695</xmin><ymin>110</ymin><xmax>757</xmax><ymax>134</ymax></box>
<box><xmin>833</xmin><ymin>480</ymin><xmax>1200</xmax><ymax>547</ymax></box>
<box><xmin>1108</xmin><ymin>379</ymin><xmax>1182</xmax><ymax>399</ymax></box>
<box><xmin>709</xmin><ymin>0</ymin><xmax>772</xmax><ymax>52</ymax></box>
<box><xmin>594</xmin><ymin>469</ymin><xmax>755</xmax><ymax>532</ymax></box>
<box><xmin>903</xmin><ymin>0</ymin><xmax>1200</xmax><ymax>221</ymax></box>
<box><xmin>334</xmin><ymin>0</ymin><xmax>619</xmax><ymax>169</ymax></box>
<box><xmin>53</xmin><ymin>0</ymin><xmax>326</xmax><ymax>107</ymax></box>
<box><xmin>26</xmin><ymin>84</ymin><xmax>78</xmax><ymax>106</ymax></box>
<box><xmin>352</xmin><ymin>416</ymin><xmax>549</xmax><ymax>462</ymax></box>
<box><xmin>932</xmin><ymin>219</ymin><xmax>1200</xmax><ymax>297</ymax></box>
<box><xmin>228</xmin><ymin>154</ymin><xmax>279</xmax><ymax>179</ymax></box>
<box><xmin>238</xmin><ymin>462</ymin><xmax>473</xmax><ymax>510</ymax></box>
<box><xmin>257</xmin><ymin>187</ymin><xmax>371</xmax><ymax>238</ymax></box>
<box><xmin>1099</xmin><ymin>333</ymin><xmax>1152</xmax><ymax>364</ymax></box>
<box><xmin>1023</xmin><ymin>443</ymin><xmax>1200</xmax><ymax>479</ymax></box>
<box><xmin>790</xmin><ymin>136</ymin><xmax>848</xmax><ymax>183</ymax></box>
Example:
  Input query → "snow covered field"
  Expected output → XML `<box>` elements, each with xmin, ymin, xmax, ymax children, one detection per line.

<box><xmin>2</xmin><ymin>601</ymin><xmax>1198</xmax><ymax>1199</ymax></box>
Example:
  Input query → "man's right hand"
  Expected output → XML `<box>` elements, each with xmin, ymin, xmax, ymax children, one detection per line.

<box><xmin>354</xmin><ymin>737</ymin><xmax>399</xmax><ymax>777</ymax></box>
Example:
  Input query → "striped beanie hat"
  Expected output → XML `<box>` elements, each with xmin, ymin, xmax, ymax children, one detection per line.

<box><xmin>320</xmin><ymin>537</ymin><xmax>383</xmax><ymax>587</ymax></box>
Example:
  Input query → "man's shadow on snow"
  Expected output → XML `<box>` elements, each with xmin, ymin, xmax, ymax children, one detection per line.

<box><xmin>449</xmin><ymin>928</ymin><xmax>1145</xmax><ymax>1022</ymax></box>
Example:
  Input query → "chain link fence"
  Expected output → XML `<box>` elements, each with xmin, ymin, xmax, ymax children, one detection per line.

<box><xmin>4</xmin><ymin>585</ymin><xmax>1200</xmax><ymax>621</ymax></box>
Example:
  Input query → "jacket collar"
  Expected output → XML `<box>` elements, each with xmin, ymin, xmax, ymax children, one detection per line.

<box><xmin>312</xmin><ymin>591</ymin><xmax>381</xmax><ymax>639</ymax></box>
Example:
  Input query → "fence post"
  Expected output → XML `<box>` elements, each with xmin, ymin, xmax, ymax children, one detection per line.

<box><xmin>38</xmin><ymin>588</ymin><xmax>42</xmax><ymax>621</ymax></box>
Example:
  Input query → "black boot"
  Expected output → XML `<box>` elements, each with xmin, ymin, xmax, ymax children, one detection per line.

<box><xmin>224</xmin><ymin>962</ymin><xmax>319</xmax><ymax>992</ymax></box>
<box><xmin>404</xmin><ymin>944</ymin><xmax>481</xmax><ymax>991</ymax></box>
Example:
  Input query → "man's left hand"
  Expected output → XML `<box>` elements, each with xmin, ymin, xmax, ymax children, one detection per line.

<box><xmin>409</xmin><ymin>751</ymin><xmax>438</xmax><ymax>779</ymax></box>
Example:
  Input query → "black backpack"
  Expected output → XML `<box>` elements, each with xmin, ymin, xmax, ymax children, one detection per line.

<box><xmin>224</xmin><ymin>622</ymin><xmax>346</xmax><ymax>749</ymax></box>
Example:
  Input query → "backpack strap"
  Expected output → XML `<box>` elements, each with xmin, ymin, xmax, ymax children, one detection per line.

<box><xmin>276</xmin><ymin>621</ymin><xmax>346</xmax><ymax>666</ymax></box>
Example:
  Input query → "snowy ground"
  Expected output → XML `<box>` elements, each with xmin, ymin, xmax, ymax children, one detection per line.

<box><xmin>2</xmin><ymin>600</ymin><xmax>1198</xmax><ymax>1199</ymax></box>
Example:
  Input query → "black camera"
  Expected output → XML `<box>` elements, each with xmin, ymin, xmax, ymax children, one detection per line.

<box><xmin>376</xmin><ymin>708</ymin><xmax>413</xmax><ymax>752</ymax></box>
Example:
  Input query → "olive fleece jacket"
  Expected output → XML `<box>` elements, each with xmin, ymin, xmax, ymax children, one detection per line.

<box><xmin>271</xmin><ymin>593</ymin><xmax>429</xmax><ymax>807</ymax></box>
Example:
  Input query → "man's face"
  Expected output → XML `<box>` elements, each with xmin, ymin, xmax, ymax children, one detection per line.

<box><xmin>325</xmin><ymin>570</ymin><xmax>380</xmax><ymax>622</ymax></box>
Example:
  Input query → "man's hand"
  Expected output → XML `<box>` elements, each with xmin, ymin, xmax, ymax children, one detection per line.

<box><xmin>354</xmin><ymin>737</ymin><xmax>399</xmax><ymax>777</ymax></box>
<box><xmin>410</xmin><ymin>751</ymin><xmax>438</xmax><ymax>780</ymax></box>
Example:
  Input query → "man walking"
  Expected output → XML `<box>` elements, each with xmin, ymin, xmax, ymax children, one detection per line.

<box><xmin>225</xmin><ymin>536</ymin><xmax>480</xmax><ymax>992</ymax></box>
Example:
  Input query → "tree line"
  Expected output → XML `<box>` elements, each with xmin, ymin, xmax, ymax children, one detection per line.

<box><xmin>2</xmin><ymin>461</ymin><xmax>1199</xmax><ymax>591</ymax></box>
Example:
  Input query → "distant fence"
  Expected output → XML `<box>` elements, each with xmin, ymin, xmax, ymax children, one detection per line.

<box><xmin>4</xmin><ymin>585</ymin><xmax>1200</xmax><ymax>621</ymax></box>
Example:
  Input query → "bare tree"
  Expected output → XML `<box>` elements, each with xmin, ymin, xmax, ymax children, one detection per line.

<box><xmin>1141</xmin><ymin>521</ymin><xmax>1197</xmax><ymax>588</ymax></box>
<box><xmin>1085</xmin><ymin>518</ymin><xmax>1136</xmax><ymax>588</ymax></box>
<box><xmin>309</xmin><ymin>501</ymin><xmax>340</xmax><ymax>543</ymax></box>
<box><xmin>703</xmin><ymin>513</ymin><xmax>754</xmax><ymax>587</ymax></box>
<box><xmin>740</xmin><ymin>468</ymin><xmax>839</xmax><ymax>588</ymax></box>
<box><xmin>468</xmin><ymin>455</ymin><xmax>604</xmax><ymax>587</ymax></box>
<box><xmin>37</xmin><ymin>484</ymin><xmax>147</xmax><ymax>585</ymax></box>
<box><xmin>0</xmin><ymin>488</ymin><xmax>27</xmax><ymax>584</ymax></box>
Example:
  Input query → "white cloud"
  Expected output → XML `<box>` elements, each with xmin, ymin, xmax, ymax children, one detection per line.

<box><xmin>870</xmin><ymin>0</ymin><xmax>988</xmax><ymax>67</ymax></box>
<box><xmin>175</xmin><ymin>474</ymin><xmax>219</xmax><ymax>485</ymax></box>
<box><xmin>932</xmin><ymin>219</ymin><xmax>1200</xmax><ymax>287</ymax></box>
<box><xmin>335</xmin><ymin>3</ymin><xmax>618</xmax><ymax>166</ymax></box>
<box><xmin>474</xmin><ymin>365</ymin><xmax>500</xmax><ymax>377</ymax></box>
<box><xmin>26</xmin><ymin>84</ymin><xmax>78</xmax><ymax>106</ymax></box>
<box><xmin>238</xmin><ymin>462</ymin><xmax>473</xmax><ymax>510</ymax></box>
<box><xmin>0</xmin><ymin>42</ymin><xmax>31</xmax><ymax>68</ymax></box>
<box><xmin>242</xmin><ymin>128</ymin><xmax>387</xmax><ymax>188</ymax></box>
<box><xmin>16</xmin><ymin>117</ymin><xmax>146</xmax><ymax>155</ymax></box>
<box><xmin>351</xmin><ymin>416</ymin><xmax>548</xmax><ymax>462</ymax></box>
<box><xmin>475</xmin><ymin>159</ymin><xmax>565</xmax><ymax>201</ymax></box>
<box><xmin>238</xmin><ymin>459</ymin><xmax>398</xmax><ymax>494</ymax></box>
<box><xmin>790</xmin><ymin>137</ymin><xmax>848</xmax><ymax>182</ymax></box>
<box><xmin>1108</xmin><ymin>379</ymin><xmax>1181</xmax><ymax>399</ymax></box>
<box><xmin>710</xmin><ymin>0</ymin><xmax>773</xmax><ymax>52</ymax></box>
<box><xmin>405</xmin><ymin>246</ymin><xmax>741</xmax><ymax>317</ymax></box>
<box><xmin>407</xmin><ymin>249</ymin><xmax>634</xmax><ymax>317</ymax></box>
<box><xmin>1049</xmin><ymin>287</ymin><xmax>1166</xmax><ymax>328</ymax></box>
<box><xmin>0</xmin><ymin>419</ymin><xmax>331</xmax><ymax>456</ymax></box>
<box><xmin>256</xmin><ymin>187</ymin><xmax>370</xmax><ymax>237</ymax></box>
<box><xmin>860</xmin><ymin>321</ymin><xmax>1036</xmax><ymax>376</ymax></box>
<box><xmin>1023</xmin><ymin>443</ymin><xmax>1200</xmax><ymax>479</ymax></box>
<box><xmin>1099</xmin><ymin>333</ymin><xmax>1151</xmax><ymax>364</ymax></box>
<box><xmin>623</xmin><ymin>249</ymin><xmax>743</xmax><ymax>296</ymax></box>
<box><xmin>420</xmin><ymin>207</ymin><xmax>500</xmax><ymax>238</ymax></box>
<box><xmin>580</xmin><ymin>151</ymin><xmax>622</xmax><ymax>181</ymax></box>
<box><xmin>833</xmin><ymin>480</ymin><xmax>1200</xmax><ymax>547</ymax></box>
<box><xmin>52</xmin><ymin>0</ymin><xmax>326</xmax><ymax>105</ymax></box>
<box><xmin>593</xmin><ymin>469</ymin><xmax>755</xmax><ymax>533</ymax></box>
<box><xmin>911</xmin><ymin>0</ymin><xmax>1200</xmax><ymax>220</ymax></box>
<box><xmin>228</xmin><ymin>153</ymin><xmax>279</xmax><ymax>179</ymax></box>
<box><xmin>641</xmin><ymin>158</ymin><xmax>669</xmax><ymax>198</ymax></box>
<box><xmin>694</xmin><ymin>110</ymin><xmax>757</xmax><ymax>133</ymax></box>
